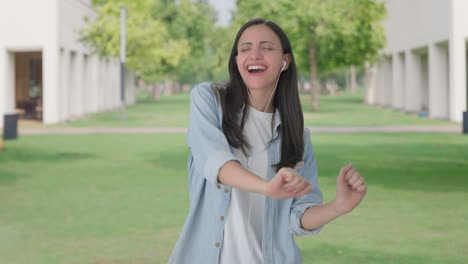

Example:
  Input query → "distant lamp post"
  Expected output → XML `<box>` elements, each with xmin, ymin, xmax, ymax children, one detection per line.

<box><xmin>120</xmin><ymin>6</ymin><xmax>126</xmax><ymax>121</ymax></box>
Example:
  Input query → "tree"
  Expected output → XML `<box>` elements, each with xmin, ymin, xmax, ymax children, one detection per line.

<box><xmin>233</xmin><ymin>0</ymin><xmax>386</xmax><ymax>111</ymax></box>
<box><xmin>153</xmin><ymin>0</ymin><xmax>223</xmax><ymax>85</ymax></box>
<box><xmin>81</xmin><ymin>0</ymin><xmax>189</xmax><ymax>84</ymax></box>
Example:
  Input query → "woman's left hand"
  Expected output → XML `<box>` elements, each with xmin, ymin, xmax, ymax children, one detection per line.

<box><xmin>333</xmin><ymin>164</ymin><xmax>367</xmax><ymax>215</ymax></box>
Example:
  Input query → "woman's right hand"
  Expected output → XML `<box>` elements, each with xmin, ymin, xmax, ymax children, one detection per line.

<box><xmin>263</xmin><ymin>167</ymin><xmax>312</xmax><ymax>199</ymax></box>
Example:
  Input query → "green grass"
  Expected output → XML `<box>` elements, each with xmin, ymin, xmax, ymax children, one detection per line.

<box><xmin>1</xmin><ymin>133</ymin><xmax>467</xmax><ymax>263</ymax></box>
<box><xmin>301</xmin><ymin>93</ymin><xmax>456</xmax><ymax>127</ymax></box>
<box><xmin>27</xmin><ymin>90</ymin><xmax>456</xmax><ymax>128</ymax></box>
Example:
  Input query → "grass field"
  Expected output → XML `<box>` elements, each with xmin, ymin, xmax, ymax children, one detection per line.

<box><xmin>29</xmin><ymin>89</ymin><xmax>456</xmax><ymax>128</ymax></box>
<box><xmin>1</xmin><ymin>133</ymin><xmax>467</xmax><ymax>263</ymax></box>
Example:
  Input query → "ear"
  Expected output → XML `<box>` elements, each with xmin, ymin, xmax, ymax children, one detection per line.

<box><xmin>282</xmin><ymin>54</ymin><xmax>291</xmax><ymax>71</ymax></box>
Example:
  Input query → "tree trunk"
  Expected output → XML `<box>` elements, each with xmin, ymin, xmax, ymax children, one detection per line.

<box><xmin>350</xmin><ymin>65</ymin><xmax>357</xmax><ymax>94</ymax></box>
<box><xmin>309</xmin><ymin>42</ymin><xmax>320</xmax><ymax>111</ymax></box>
<box><xmin>152</xmin><ymin>83</ymin><xmax>160</xmax><ymax>101</ymax></box>
<box><xmin>164</xmin><ymin>79</ymin><xmax>173</xmax><ymax>96</ymax></box>
<box><xmin>346</xmin><ymin>69</ymin><xmax>351</xmax><ymax>93</ymax></box>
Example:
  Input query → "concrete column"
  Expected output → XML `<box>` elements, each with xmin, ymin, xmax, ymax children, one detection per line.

<box><xmin>43</xmin><ymin>45</ymin><xmax>60</xmax><ymax>124</ymax></box>
<box><xmin>0</xmin><ymin>48</ymin><xmax>6</xmax><ymax>127</ymax></box>
<box><xmin>405</xmin><ymin>50</ymin><xmax>421</xmax><ymax>112</ymax></box>
<box><xmin>89</xmin><ymin>54</ymin><xmax>99</xmax><ymax>113</ymax></box>
<box><xmin>383</xmin><ymin>57</ymin><xmax>393</xmax><ymax>107</ymax></box>
<box><xmin>82</xmin><ymin>54</ymin><xmax>90</xmax><ymax>114</ymax></box>
<box><xmin>74</xmin><ymin>52</ymin><xmax>83</xmax><ymax>116</ymax></box>
<box><xmin>420</xmin><ymin>52</ymin><xmax>429</xmax><ymax>112</ymax></box>
<box><xmin>375</xmin><ymin>60</ymin><xmax>384</xmax><ymax>105</ymax></box>
<box><xmin>69</xmin><ymin>51</ymin><xmax>77</xmax><ymax>116</ymax></box>
<box><xmin>98</xmin><ymin>57</ymin><xmax>105</xmax><ymax>111</ymax></box>
<box><xmin>59</xmin><ymin>48</ymin><xmax>70</xmax><ymax>121</ymax></box>
<box><xmin>449</xmin><ymin>0</ymin><xmax>468</xmax><ymax>122</ymax></box>
<box><xmin>392</xmin><ymin>52</ymin><xmax>405</xmax><ymax>109</ymax></box>
<box><xmin>364</xmin><ymin>62</ymin><xmax>377</xmax><ymax>105</ymax></box>
<box><xmin>0</xmin><ymin>50</ymin><xmax>15</xmax><ymax>127</ymax></box>
<box><xmin>429</xmin><ymin>43</ymin><xmax>449</xmax><ymax>119</ymax></box>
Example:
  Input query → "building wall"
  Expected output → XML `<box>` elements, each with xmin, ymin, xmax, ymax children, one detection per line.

<box><xmin>0</xmin><ymin>0</ymin><xmax>57</xmax><ymax>126</ymax></box>
<box><xmin>0</xmin><ymin>0</ymin><xmax>135</xmax><ymax>127</ymax></box>
<box><xmin>368</xmin><ymin>0</ymin><xmax>468</xmax><ymax>122</ymax></box>
<box><xmin>383</xmin><ymin>0</ymin><xmax>450</xmax><ymax>53</ymax></box>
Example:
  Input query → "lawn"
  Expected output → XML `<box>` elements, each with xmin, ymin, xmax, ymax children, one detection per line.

<box><xmin>27</xmin><ymin>89</ymin><xmax>457</xmax><ymax>128</ymax></box>
<box><xmin>1</xmin><ymin>133</ymin><xmax>467</xmax><ymax>263</ymax></box>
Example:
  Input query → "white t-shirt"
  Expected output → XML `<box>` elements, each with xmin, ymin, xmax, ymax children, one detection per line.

<box><xmin>220</xmin><ymin>106</ymin><xmax>279</xmax><ymax>264</ymax></box>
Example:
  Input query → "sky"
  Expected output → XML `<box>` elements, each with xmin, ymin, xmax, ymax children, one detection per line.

<box><xmin>207</xmin><ymin>0</ymin><xmax>236</xmax><ymax>27</ymax></box>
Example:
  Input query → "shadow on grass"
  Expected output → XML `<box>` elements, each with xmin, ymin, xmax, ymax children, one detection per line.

<box><xmin>300</xmin><ymin>243</ymin><xmax>462</xmax><ymax>264</ymax></box>
<box><xmin>0</xmin><ymin>168</ymin><xmax>27</xmax><ymax>185</ymax></box>
<box><xmin>145</xmin><ymin>148</ymin><xmax>189</xmax><ymax>172</ymax></box>
<box><xmin>0</xmin><ymin>146</ymin><xmax>96</xmax><ymax>185</ymax></box>
<box><xmin>0</xmin><ymin>146</ymin><xmax>96</xmax><ymax>163</ymax></box>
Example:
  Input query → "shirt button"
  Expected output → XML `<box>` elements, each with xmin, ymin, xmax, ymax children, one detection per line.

<box><xmin>224</xmin><ymin>189</ymin><xmax>229</xmax><ymax>193</ymax></box>
<box><xmin>215</xmin><ymin>242</ymin><xmax>220</xmax><ymax>247</ymax></box>
<box><xmin>220</xmin><ymin>216</ymin><xmax>225</xmax><ymax>221</ymax></box>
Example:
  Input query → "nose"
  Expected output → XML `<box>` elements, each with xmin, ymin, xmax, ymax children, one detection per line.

<box><xmin>250</xmin><ymin>46</ymin><xmax>263</xmax><ymax>60</ymax></box>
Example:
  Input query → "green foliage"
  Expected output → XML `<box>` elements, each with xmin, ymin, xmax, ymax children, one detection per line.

<box><xmin>233</xmin><ymin>0</ymin><xmax>386</xmax><ymax>75</ymax></box>
<box><xmin>82</xmin><ymin>0</ymin><xmax>189</xmax><ymax>82</ymax></box>
<box><xmin>152</xmin><ymin>0</ymin><xmax>226</xmax><ymax>83</ymax></box>
<box><xmin>82</xmin><ymin>0</ymin><xmax>228</xmax><ymax>84</ymax></box>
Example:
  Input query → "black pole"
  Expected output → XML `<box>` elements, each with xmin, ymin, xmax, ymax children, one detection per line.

<box><xmin>463</xmin><ymin>111</ymin><xmax>468</xmax><ymax>134</ymax></box>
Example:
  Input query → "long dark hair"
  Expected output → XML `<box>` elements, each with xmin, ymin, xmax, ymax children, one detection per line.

<box><xmin>215</xmin><ymin>18</ymin><xmax>304</xmax><ymax>171</ymax></box>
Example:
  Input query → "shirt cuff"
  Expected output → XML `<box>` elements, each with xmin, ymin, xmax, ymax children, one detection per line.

<box><xmin>290</xmin><ymin>202</ymin><xmax>322</xmax><ymax>236</ymax></box>
<box><xmin>203</xmin><ymin>150</ymin><xmax>239</xmax><ymax>188</ymax></box>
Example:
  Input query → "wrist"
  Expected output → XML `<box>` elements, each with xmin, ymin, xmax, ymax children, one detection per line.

<box><xmin>258</xmin><ymin>179</ymin><xmax>268</xmax><ymax>196</ymax></box>
<box><xmin>330</xmin><ymin>199</ymin><xmax>347</xmax><ymax>217</ymax></box>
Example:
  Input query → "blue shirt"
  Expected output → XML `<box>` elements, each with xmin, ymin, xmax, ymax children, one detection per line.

<box><xmin>168</xmin><ymin>82</ymin><xmax>323</xmax><ymax>264</ymax></box>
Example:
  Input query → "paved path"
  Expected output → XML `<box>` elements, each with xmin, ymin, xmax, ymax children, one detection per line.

<box><xmin>19</xmin><ymin>125</ymin><xmax>462</xmax><ymax>135</ymax></box>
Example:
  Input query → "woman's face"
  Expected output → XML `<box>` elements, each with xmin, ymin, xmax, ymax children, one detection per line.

<box><xmin>235</xmin><ymin>24</ymin><xmax>288</xmax><ymax>92</ymax></box>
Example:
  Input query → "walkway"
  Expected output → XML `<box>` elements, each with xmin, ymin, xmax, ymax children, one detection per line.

<box><xmin>18</xmin><ymin>125</ymin><xmax>461</xmax><ymax>135</ymax></box>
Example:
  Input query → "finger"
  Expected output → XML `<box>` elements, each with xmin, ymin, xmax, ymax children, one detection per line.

<box><xmin>345</xmin><ymin>168</ymin><xmax>356</xmax><ymax>181</ymax></box>
<box><xmin>351</xmin><ymin>177</ymin><xmax>365</xmax><ymax>190</ymax></box>
<box><xmin>293</xmin><ymin>181</ymin><xmax>311</xmax><ymax>194</ymax></box>
<box><xmin>293</xmin><ymin>184</ymin><xmax>312</xmax><ymax>197</ymax></box>
<box><xmin>356</xmin><ymin>184</ymin><xmax>367</xmax><ymax>193</ymax></box>
<box><xmin>284</xmin><ymin>177</ymin><xmax>304</xmax><ymax>192</ymax></box>
<box><xmin>347</xmin><ymin>171</ymin><xmax>360</xmax><ymax>185</ymax></box>
<box><xmin>281</xmin><ymin>169</ymin><xmax>295</xmax><ymax>183</ymax></box>
<box><xmin>338</xmin><ymin>164</ymin><xmax>353</xmax><ymax>181</ymax></box>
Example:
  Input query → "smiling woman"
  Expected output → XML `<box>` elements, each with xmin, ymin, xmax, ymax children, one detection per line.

<box><xmin>168</xmin><ymin>18</ymin><xmax>367</xmax><ymax>264</ymax></box>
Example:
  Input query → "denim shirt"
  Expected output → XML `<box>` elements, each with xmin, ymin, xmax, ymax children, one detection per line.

<box><xmin>168</xmin><ymin>82</ymin><xmax>323</xmax><ymax>264</ymax></box>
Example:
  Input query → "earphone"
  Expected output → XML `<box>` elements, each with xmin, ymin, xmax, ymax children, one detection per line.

<box><xmin>247</xmin><ymin>59</ymin><xmax>287</xmax><ymax>112</ymax></box>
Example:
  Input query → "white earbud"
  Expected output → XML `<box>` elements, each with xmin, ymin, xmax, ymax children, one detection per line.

<box><xmin>281</xmin><ymin>60</ymin><xmax>287</xmax><ymax>72</ymax></box>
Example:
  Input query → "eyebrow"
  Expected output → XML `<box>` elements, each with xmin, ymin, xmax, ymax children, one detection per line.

<box><xmin>239</xmin><ymin>41</ymin><xmax>275</xmax><ymax>46</ymax></box>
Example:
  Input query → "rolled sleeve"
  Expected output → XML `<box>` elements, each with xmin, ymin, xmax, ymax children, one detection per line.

<box><xmin>290</xmin><ymin>202</ymin><xmax>322</xmax><ymax>236</ymax></box>
<box><xmin>203</xmin><ymin>150</ymin><xmax>238</xmax><ymax>188</ymax></box>
<box><xmin>289</xmin><ymin>131</ymin><xmax>323</xmax><ymax>236</ymax></box>
<box><xmin>188</xmin><ymin>83</ymin><xmax>239</xmax><ymax>188</ymax></box>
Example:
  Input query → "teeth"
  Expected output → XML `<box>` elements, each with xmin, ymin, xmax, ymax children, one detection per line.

<box><xmin>248</xmin><ymin>65</ymin><xmax>266</xmax><ymax>70</ymax></box>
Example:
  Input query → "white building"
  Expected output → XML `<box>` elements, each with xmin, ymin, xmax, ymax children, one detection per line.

<box><xmin>366</xmin><ymin>0</ymin><xmax>468</xmax><ymax>122</ymax></box>
<box><xmin>0</xmin><ymin>0</ymin><xmax>136</xmax><ymax>126</ymax></box>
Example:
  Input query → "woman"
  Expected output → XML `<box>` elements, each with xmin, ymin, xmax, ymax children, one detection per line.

<box><xmin>168</xmin><ymin>18</ymin><xmax>367</xmax><ymax>264</ymax></box>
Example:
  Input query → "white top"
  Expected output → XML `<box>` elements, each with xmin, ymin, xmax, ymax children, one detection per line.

<box><xmin>220</xmin><ymin>106</ymin><xmax>279</xmax><ymax>264</ymax></box>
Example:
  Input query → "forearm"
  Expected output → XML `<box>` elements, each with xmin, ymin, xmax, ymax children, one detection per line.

<box><xmin>300</xmin><ymin>200</ymin><xmax>343</xmax><ymax>230</ymax></box>
<box><xmin>218</xmin><ymin>160</ymin><xmax>267</xmax><ymax>194</ymax></box>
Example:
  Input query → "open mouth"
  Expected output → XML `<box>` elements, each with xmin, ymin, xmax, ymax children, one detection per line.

<box><xmin>247</xmin><ymin>65</ymin><xmax>266</xmax><ymax>74</ymax></box>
